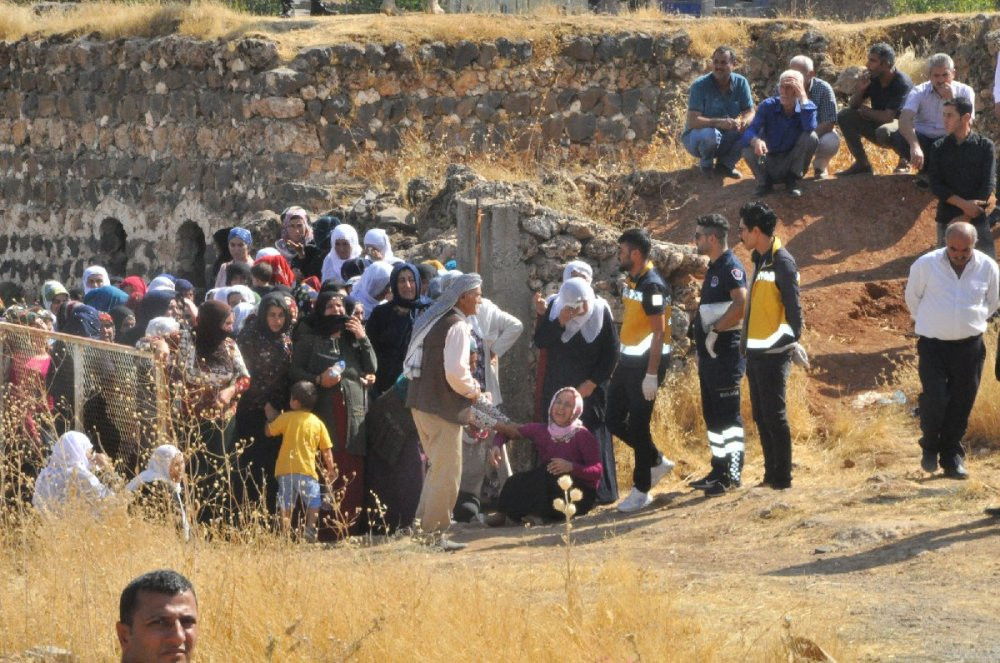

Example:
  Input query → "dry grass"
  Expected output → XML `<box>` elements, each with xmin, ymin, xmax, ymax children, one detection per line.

<box><xmin>0</xmin><ymin>503</ymin><xmax>851</xmax><ymax>661</ymax></box>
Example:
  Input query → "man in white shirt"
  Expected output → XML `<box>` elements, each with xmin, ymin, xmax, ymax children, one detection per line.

<box><xmin>891</xmin><ymin>53</ymin><xmax>975</xmax><ymax>183</ymax></box>
<box><xmin>905</xmin><ymin>222</ymin><xmax>1000</xmax><ymax>479</ymax></box>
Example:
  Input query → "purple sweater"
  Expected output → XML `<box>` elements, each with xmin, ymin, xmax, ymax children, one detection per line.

<box><xmin>498</xmin><ymin>423</ymin><xmax>603</xmax><ymax>490</ymax></box>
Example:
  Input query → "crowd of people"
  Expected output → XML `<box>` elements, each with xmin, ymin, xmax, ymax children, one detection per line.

<box><xmin>5</xmin><ymin>41</ymin><xmax>1000</xmax><ymax>549</ymax></box>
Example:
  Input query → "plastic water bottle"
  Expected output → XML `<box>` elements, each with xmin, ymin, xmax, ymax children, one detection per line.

<box><xmin>327</xmin><ymin>360</ymin><xmax>346</xmax><ymax>379</ymax></box>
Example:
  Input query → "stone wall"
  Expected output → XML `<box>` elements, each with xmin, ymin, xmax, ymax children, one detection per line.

<box><xmin>3</xmin><ymin>15</ymin><xmax>1000</xmax><ymax>291</ymax></box>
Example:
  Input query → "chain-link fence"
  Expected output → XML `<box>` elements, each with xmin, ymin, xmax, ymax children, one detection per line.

<box><xmin>0</xmin><ymin>322</ymin><xmax>170</xmax><ymax>483</ymax></box>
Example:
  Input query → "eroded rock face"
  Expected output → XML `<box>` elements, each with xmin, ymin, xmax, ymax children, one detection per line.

<box><xmin>3</xmin><ymin>17</ymin><xmax>1000</xmax><ymax>290</ymax></box>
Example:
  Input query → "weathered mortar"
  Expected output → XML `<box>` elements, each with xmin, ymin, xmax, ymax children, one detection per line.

<box><xmin>3</xmin><ymin>16</ymin><xmax>1000</xmax><ymax>289</ymax></box>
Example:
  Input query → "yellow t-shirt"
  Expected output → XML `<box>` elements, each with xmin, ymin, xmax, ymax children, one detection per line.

<box><xmin>266</xmin><ymin>410</ymin><xmax>332</xmax><ymax>480</ymax></box>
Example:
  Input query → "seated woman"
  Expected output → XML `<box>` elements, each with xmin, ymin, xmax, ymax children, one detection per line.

<box><xmin>126</xmin><ymin>444</ymin><xmax>190</xmax><ymax>541</ymax></box>
<box><xmin>32</xmin><ymin>431</ymin><xmax>116</xmax><ymax>514</ymax></box>
<box><xmin>490</xmin><ymin>387</ymin><xmax>601</xmax><ymax>525</ymax></box>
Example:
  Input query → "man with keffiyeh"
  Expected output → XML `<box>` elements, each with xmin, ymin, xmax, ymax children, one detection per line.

<box><xmin>403</xmin><ymin>272</ymin><xmax>484</xmax><ymax>551</ymax></box>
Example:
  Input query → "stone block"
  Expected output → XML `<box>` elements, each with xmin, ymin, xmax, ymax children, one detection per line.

<box><xmin>539</xmin><ymin>234</ymin><xmax>582</xmax><ymax>260</ymax></box>
<box><xmin>563</xmin><ymin>37</ymin><xmax>594</xmax><ymax>62</ymax></box>
<box><xmin>250</xmin><ymin>96</ymin><xmax>305</xmax><ymax>119</ymax></box>
<box><xmin>566</xmin><ymin>111</ymin><xmax>597</xmax><ymax>143</ymax></box>
<box><xmin>579</xmin><ymin>87</ymin><xmax>603</xmax><ymax>113</ymax></box>
<box><xmin>595</xmin><ymin>35</ymin><xmax>621</xmax><ymax>62</ymax></box>
<box><xmin>521</xmin><ymin>215</ymin><xmax>558</xmax><ymax>240</ymax></box>
<box><xmin>478</xmin><ymin>43</ymin><xmax>498</xmax><ymax>69</ymax></box>
<box><xmin>264</xmin><ymin>67</ymin><xmax>309</xmax><ymax>95</ymax></box>
<box><xmin>453</xmin><ymin>40</ymin><xmax>480</xmax><ymax>69</ymax></box>
<box><xmin>630</xmin><ymin>113</ymin><xmax>658</xmax><ymax>141</ymax></box>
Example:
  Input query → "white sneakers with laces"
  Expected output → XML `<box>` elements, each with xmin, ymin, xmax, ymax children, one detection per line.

<box><xmin>649</xmin><ymin>456</ymin><xmax>675</xmax><ymax>488</ymax></box>
<box><xmin>616</xmin><ymin>488</ymin><xmax>653</xmax><ymax>513</ymax></box>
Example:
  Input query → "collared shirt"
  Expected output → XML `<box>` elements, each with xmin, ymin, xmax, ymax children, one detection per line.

<box><xmin>902</xmin><ymin>80</ymin><xmax>976</xmax><ymax>138</ymax></box>
<box><xmin>772</xmin><ymin>77</ymin><xmax>837</xmax><ymax>125</ymax></box>
<box><xmin>619</xmin><ymin>261</ymin><xmax>671</xmax><ymax>365</ymax></box>
<box><xmin>742</xmin><ymin>96</ymin><xmax>817</xmax><ymax>154</ymax></box>
<box><xmin>443</xmin><ymin>308</ymin><xmax>478</xmax><ymax>398</ymax></box>
<box><xmin>864</xmin><ymin>69</ymin><xmax>913</xmax><ymax>116</ymax></box>
<box><xmin>683</xmin><ymin>72</ymin><xmax>754</xmax><ymax>134</ymax></box>
<box><xmin>928</xmin><ymin>131</ymin><xmax>996</xmax><ymax>224</ymax></box>
<box><xmin>905</xmin><ymin>248</ymin><xmax>1000</xmax><ymax>340</ymax></box>
<box><xmin>698</xmin><ymin>249</ymin><xmax>747</xmax><ymax>331</ymax></box>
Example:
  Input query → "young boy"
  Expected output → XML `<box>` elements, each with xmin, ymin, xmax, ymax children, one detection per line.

<box><xmin>265</xmin><ymin>381</ymin><xmax>336</xmax><ymax>542</ymax></box>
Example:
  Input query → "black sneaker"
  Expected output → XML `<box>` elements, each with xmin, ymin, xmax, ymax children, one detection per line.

<box><xmin>754</xmin><ymin>183</ymin><xmax>773</xmax><ymax>197</ymax></box>
<box><xmin>688</xmin><ymin>470</ymin><xmax>720</xmax><ymax>490</ymax></box>
<box><xmin>920</xmin><ymin>450</ymin><xmax>938</xmax><ymax>474</ymax></box>
<box><xmin>715</xmin><ymin>163</ymin><xmax>742</xmax><ymax>179</ymax></box>
<box><xmin>703</xmin><ymin>478</ymin><xmax>732</xmax><ymax>497</ymax></box>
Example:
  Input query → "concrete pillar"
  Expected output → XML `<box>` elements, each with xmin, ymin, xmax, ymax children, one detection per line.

<box><xmin>455</xmin><ymin>195</ymin><xmax>534</xmax><ymax>421</ymax></box>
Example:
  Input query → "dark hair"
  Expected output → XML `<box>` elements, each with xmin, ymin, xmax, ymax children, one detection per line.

<box><xmin>119</xmin><ymin>570</ymin><xmax>196</xmax><ymax>626</ymax></box>
<box><xmin>250</xmin><ymin>261</ymin><xmax>273</xmax><ymax>284</ymax></box>
<box><xmin>739</xmin><ymin>201</ymin><xmax>778</xmax><ymax>236</ymax></box>
<box><xmin>290</xmin><ymin>380</ymin><xmax>318</xmax><ymax>409</ymax></box>
<box><xmin>225</xmin><ymin>261</ymin><xmax>252</xmax><ymax>286</ymax></box>
<box><xmin>713</xmin><ymin>45</ymin><xmax>737</xmax><ymax>64</ymax></box>
<box><xmin>869</xmin><ymin>42</ymin><xmax>895</xmax><ymax>67</ymax></box>
<box><xmin>696</xmin><ymin>213</ymin><xmax>730</xmax><ymax>240</ymax></box>
<box><xmin>618</xmin><ymin>228</ymin><xmax>652</xmax><ymax>258</ymax></box>
<box><xmin>944</xmin><ymin>97</ymin><xmax>973</xmax><ymax>118</ymax></box>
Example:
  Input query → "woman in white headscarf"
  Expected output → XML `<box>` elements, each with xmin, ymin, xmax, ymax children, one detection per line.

<box><xmin>533</xmin><ymin>277</ymin><xmax>620</xmax><ymax>504</ymax></box>
<box><xmin>82</xmin><ymin>266</ymin><xmax>110</xmax><ymax>295</ymax></box>
<box><xmin>353</xmin><ymin>260</ymin><xmax>393</xmax><ymax>321</ymax></box>
<box><xmin>231</xmin><ymin>302</ymin><xmax>257</xmax><ymax>335</ymax></box>
<box><xmin>321</xmin><ymin>224</ymin><xmax>363</xmax><ymax>284</ymax></box>
<box><xmin>32</xmin><ymin>431</ymin><xmax>115</xmax><ymax>513</ymax></box>
<box><xmin>127</xmin><ymin>444</ymin><xmax>190</xmax><ymax>540</ymax></box>
<box><xmin>363</xmin><ymin>228</ymin><xmax>402</xmax><ymax>265</ymax></box>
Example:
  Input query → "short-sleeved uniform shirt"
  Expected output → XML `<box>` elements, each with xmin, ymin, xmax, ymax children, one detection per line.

<box><xmin>266</xmin><ymin>410</ymin><xmax>333</xmax><ymax>479</ymax></box>
<box><xmin>684</xmin><ymin>72</ymin><xmax>754</xmax><ymax>135</ymax></box>
<box><xmin>696</xmin><ymin>250</ymin><xmax>747</xmax><ymax>354</ymax></box>
<box><xmin>864</xmin><ymin>70</ymin><xmax>914</xmax><ymax>116</ymax></box>
<box><xmin>619</xmin><ymin>262</ymin><xmax>672</xmax><ymax>367</ymax></box>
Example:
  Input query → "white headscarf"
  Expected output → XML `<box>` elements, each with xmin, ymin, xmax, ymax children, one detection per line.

<box><xmin>215</xmin><ymin>285</ymin><xmax>257</xmax><ymax>306</ymax></box>
<box><xmin>562</xmin><ymin>260</ymin><xmax>593</xmax><ymax>283</ymax></box>
<box><xmin>321</xmin><ymin>225</ymin><xmax>362</xmax><ymax>283</ymax></box>
<box><xmin>354</xmin><ymin>260</ymin><xmax>394</xmax><ymax>321</ymax></box>
<box><xmin>82</xmin><ymin>266</ymin><xmax>110</xmax><ymax>295</ymax></box>
<box><xmin>32</xmin><ymin>431</ymin><xmax>112</xmax><ymax>512</ymax></box>
<box><xmin>364</xmin><ymin>228</ymin><xmax>401</xmax><ymax>264</ymax></box>
<box><xmin>550</xmin><ymin>277</ymin><xmax>607</xmax><ymax>344</ymax></box>
<box><xmin>147</xmin><ymin>275</ymin><xmax>176</xmax><ymax>293</ymax></box>
<box><xmin>127</xmin><ymin>444</ymin><xmax>182</xmax><ymax>494</ymax></box>
<box><xmin>255</xmin><ymin>247</ymin><xmax>281</xmax><ymax>260</ymax></box>
<box><xmin>232</xmin><ymin>302</ymin><xmax>257</xmax><ymax>334</ymax></box>
<box><xmin>403</xmin><ymin>272</ymin><xmax>482</xmax><ymax>379</ymax></box>
<box><xmin>145</xmin><ymin>316</ymin><xmax>180</xmax><ymax>338</ymax></box>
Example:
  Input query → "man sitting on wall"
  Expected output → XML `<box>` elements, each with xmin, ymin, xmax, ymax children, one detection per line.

<box><xmin>682</xmin><ymin>45</ymin><xmax>756</xmax><ymax>180</ymax></box>
<box><xmin>741</xmin><ymin>69</ymin><xmax>818</xmax><ymax>198</ymax></box>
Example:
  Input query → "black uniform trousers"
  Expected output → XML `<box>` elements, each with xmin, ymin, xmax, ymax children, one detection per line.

<box><xmin>746</xmin><ymin>351</ymin><xmax>792</xmax><ymax>486</ymax></box>
<box><xmin>698</xmin><ymin>333</ymin><xmax>746</xmax><ymax>478</ymax></box>
<box><xmin>607</xmin><ymin>359</ymin><xmax>668</xmax><ymax>493</ymax></box>
<box><xmin>917</xmin><ymin>335</ymin><xmax>985</xmax><ymax>467</ymax></box>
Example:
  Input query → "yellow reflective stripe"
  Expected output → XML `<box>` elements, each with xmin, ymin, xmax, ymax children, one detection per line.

<box><xmin>621</xmin><ymin>332</ymin><xmax>671</xmax><ymax>356</ymax></box>
<box><xmin>745</xmin><ymin>323</ymin><xmax>794</xmax><ymax>349</ymax></box>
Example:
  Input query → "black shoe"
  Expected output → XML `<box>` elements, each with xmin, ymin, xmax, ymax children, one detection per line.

<box><xmin>688</xmin><ymin>470</ymin><xmax>721</xmax><ymax>490</ymax></box>
<box><xmin>715</xmin><ymin>163</ymin><xmax>742</xmax><ymax>180</ymax></box>
<box><xmin>836</xmin><ymin>162</ymin><xmax>873</xmax><ymax>177</ymax></box>
<box><xmin>310</xmin><ymin>0</ymin><xmax>335</xmax><ymax>14</ymax></box>
<box><xmin>942</xmin><ymin>459</ymin><xmax>968</xmax><ymax>480</ymax></box>
<box><xmin>703</xmin><ymin>478</ymin><xmax>733</xmax><ymax>497</ymax></box>
<box><xmin>771</xmin><ymin>480</ymin><xmax>791</xmax><ymax>490</ymax></box>
<box><xmin>985</xmin><ymin>507</ymin><xmax>1000</xmax><ymax>517</ymax></box>
<box><xmin>754</xmin><ymin>183</ymin><xmax>773</xmax><ymax>197</ymax></box>
<box><xmin>921</xmin><ymin>450</ymin><xmax>938</xmax><ymax>474</ymax></box>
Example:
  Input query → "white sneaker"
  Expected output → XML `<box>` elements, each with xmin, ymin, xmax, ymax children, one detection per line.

<box><xmin>616</xmin><ymin>488</ymin><xmax>653</xmax><ymax>513</ymax></box>
<box><xmin>649</xmin><ymin>456</ymin><xmax>676</xmax><ymax>489</ymax></box>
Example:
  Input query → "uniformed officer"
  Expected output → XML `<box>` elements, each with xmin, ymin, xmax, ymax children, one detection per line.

<box><xmin>738</xmin><ymin>201</ymin><xmax>804</xmax><ymax>491</ymax></box>
<box><xmin>689</xmin><ymin>214</ymin><xmax>748</xmax><ymax>496</ymax></box>
<box><xmin>609</xmin><ymin>228</ymin><xmax>676</xmax><ymax>513</ymax></box>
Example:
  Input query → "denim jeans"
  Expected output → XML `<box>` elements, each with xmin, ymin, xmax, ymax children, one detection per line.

<box><xmin>682</xmin><ymin>127</ymin><xmax>744</xmax><ymax>170</ymax></box>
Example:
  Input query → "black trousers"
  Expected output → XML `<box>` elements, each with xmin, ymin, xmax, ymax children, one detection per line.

<box><xmin>698</xmin><ymin>336</ymin><xmax>746</xmax><ymax>464</ymax></box>
<box><xmin>917</xmin><ymin>335</ymin><xmax>985</xmax><ymax>467</ymax></box>
<box><xmin>746</xmin><ymin>352</ymin><xmax>792</xmax><ymax>485</ymax></box>
<box><xmin>607</xmin><ymin>360</ymin><xmax>668</xmax><ymax>493</ymax></box>
<box><xmin>498</xmin><ymin>466</ymin><xmax>597</xmax><ymax>521</ymax></box>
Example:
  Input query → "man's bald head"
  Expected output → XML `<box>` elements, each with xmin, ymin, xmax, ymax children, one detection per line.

<box><xmin>945</xmin><ymin>221</ymin><xmax>977</xmax><ymax>244</ymax></box>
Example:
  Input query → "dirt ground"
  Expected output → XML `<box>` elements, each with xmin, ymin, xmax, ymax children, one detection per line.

<box><xmin>439</xmin><ymin>169</ymin><xmax>1000</xmax><ymax>661</ymax></box>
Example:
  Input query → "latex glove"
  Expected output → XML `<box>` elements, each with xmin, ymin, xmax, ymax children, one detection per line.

<box><xmin>641</xmin><ymin>373</ymin><xmax>659</xmax><ymax>401</ymax></box>
<box><xmin>791</xmin><ymin>343</ymin><xmax>810</xmax><ymax>369</ymax></box>
<box><xmin>705</xmin><ymin>329</ymin><xmax>719</xmax><ymax>359</ymax></box>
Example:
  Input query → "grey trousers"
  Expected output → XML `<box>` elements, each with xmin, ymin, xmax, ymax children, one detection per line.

<box><xmin>837</xmin><ymin>107</ymin><xmax>897</xmax><ymax>164</ymax></box>
<box><xmin>742</xmin><ymin>131</ymin><xmax>819</xmax><ymax>186</ymax></box>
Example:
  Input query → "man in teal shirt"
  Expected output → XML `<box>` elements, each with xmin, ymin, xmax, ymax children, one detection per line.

<box><xmin>682</xmin><ymin>46</ymin><xmax>756</xmax><ymax>179</ymax></box>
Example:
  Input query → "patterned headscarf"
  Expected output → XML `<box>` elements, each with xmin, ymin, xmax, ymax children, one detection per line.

<box><xmin>547</xmin><ymin>387</ymin><xmax>585</xmax><ymax>443</ymax></box>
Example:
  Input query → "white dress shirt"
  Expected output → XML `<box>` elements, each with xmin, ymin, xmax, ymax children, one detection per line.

<box><xmin>905</xmin><ymin>248</ymin><xmax>1000</xmax><ymax>340</ymax></box>
<box><xmin>902</xmin><ymin>80</ymin><xmax>975</xmax><ymax>139</ymax></box>
<box><xmin>443</xmin><ymin>308</ymin><xmax>479</xmax><ymax>398</ymax></box>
